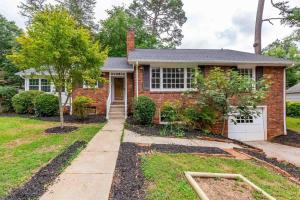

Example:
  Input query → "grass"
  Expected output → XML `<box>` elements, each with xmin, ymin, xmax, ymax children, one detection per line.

<box><xmin>0</xmin><ymin>116</ymin><xmax>104</xmax><ymax>198</ymax></box>
<box><xmin>142</xmin><ymin>153</ymin><xmax>300</xmax><ymax>200</ymax></box>
<box><xmin>287</xmin><ymin>117</ymin><xmax>300</xmax><ymax>133</ymax></box>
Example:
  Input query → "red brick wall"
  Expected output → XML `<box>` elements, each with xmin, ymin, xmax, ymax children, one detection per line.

<box><xmin>127</xmin><ymin>73</ymin><xmax>134</xmax><ymax>113</ymax></box>
<box><xmin>72</xmin><ymin>72</ymin><xmax>109</xmax><ymax>115</ymax></box>
<box><xmin>134</xmin><ymin>65</ymin><xmax>285</xmax><ymax>139</ymax></box>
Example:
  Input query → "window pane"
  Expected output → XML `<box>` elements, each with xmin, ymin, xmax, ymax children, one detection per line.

<box><xmin>41</xmin><ymin>79</ymin><xmax>50</xmax><ymax>92</ymax></box>
<box><xmin>238</xmin><ymin>68</ymin><xmax>253</xmax><ymax>78</ymax></box>
<box><xmin>187</xmin><ymin>68</ymin><xmax>195</xmax><ymax>89</ymax></box>
<box><xmin>162</xmin><ymin>68</ymin><xmax>184</xmax><ymax>89</ymax></box>
<box><xmin>151</xmin><ymin>68</ymin><xmax>160</xmax><ymax>89</ymax></box>
<box><xmin>29</xmin><ymin>79</ymin><xmax>39</xmax><ymax>90</ymax></box>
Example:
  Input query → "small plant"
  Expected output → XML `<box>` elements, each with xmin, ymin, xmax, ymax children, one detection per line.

<box><xmin>0</xmin><ymin>86</ymin><xmax>18</xmax><ymax>113</ymax></box>
<box><xmin>160</xmin><ymin>101</ymin><xmax>185</xmax><ymax>137</ymax></box>
<box><xmin>286</xmin><ymin>101</ymin><xmax>300</xmax><ymax>117</ymax></box>
<box><xmin>12</xmin><ymin>90</ymin><xmax>44</xmax><ymax>114</ymax></box>
<box><xmin>133</xmin><ymin>96</ymin><xmax>156</xmax><ymax>125</ymax></box>
<box><xmin>73</xmin><ymin>96</ymin><xmax>94</xmax><ymax>120</ymax></box>
<box><xmin>34</xmin><ymin>93</ymin><xmax>59</xmax><ymax>117</ymax></box>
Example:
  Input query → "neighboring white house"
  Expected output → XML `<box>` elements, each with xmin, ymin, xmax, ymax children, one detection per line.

<box><xmin>287</xmin><ymin>83</ymin><xmax>300</xmax><ymax>102</ymax></box>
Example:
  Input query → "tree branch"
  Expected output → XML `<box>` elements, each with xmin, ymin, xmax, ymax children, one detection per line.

<box><xmin>262</xmin><ymin>17</ymin><xmax>285</xmax><ymax>25</ymax></box>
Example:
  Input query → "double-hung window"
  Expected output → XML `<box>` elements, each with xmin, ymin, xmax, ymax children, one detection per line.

<box><xmin>29</xmin><ymin>79</ymin><xmax>39</xmax><ymax>90</ymax></box>
<box><xmin>238</xmin><ymin>68</ymin><xmax>253</xmax><ymax>78</ymax></box>
<box><xmin>151</xmin><ymin>67</ymin><xmax>195</xmax><ymax>91</ymax></box>
<box><xmin>41</xmin><ymin>79</ymin><xmax>51</xmax><ymax>92</ymax></box>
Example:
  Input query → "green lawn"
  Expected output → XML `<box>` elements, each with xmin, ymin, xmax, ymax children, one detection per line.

<box><xmin>142</xmin><ymin>153</ymin><xmax>300</xmax><ymax>200</ymax></box>
<box><xmin>0</xmin><ymin>116</ymin><xmax>104</xmax><ymax>198</ymax></box>
<box><xmin>287</xmin><ymin>117</ymin><xmax>300</xmax><ymax>133</ymax></box>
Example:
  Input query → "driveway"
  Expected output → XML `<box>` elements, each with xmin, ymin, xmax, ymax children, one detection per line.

<box><xmin>246</xmin><ymin>141</ymin><xmax>300</xmax><ymax>167</ymax></box>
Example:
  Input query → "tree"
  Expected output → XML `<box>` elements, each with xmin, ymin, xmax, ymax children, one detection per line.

<box><xmin>55</xmin><ymin>0</ymin><xmax>98</xmax><ymax>30</ymax></box>
<box><xmin>263</xmin><ymin>35</ymin><xmax>300</xmax><ymax>88</ymax></box>
<box><xmin>193</xmin><ymin>68</ymin><xmax>270</xmax><ymax>134</ymax></box>
<box><xmin>19</xmin><ymin>0</ymin><xmax>97</xmax><ymax>30</ymax></box>
<box><xmin>8</xmin><ymin>6</ymin><xmax>108</xmax><ymax>128</ymax></box>
<box><xmin>19</xmin><ymin>0</ymin><xmax>48</xmax><ymax>24</ymax></box>
<box><xmin>98</xmin><ymin>6</ymin><xmax>158</xmax><ymax>57</ymax></box>
<box><xmin>128</xmin><ymin>0</ymin><xmax>187</xmax><ymax>48</ymax></box>
<box><xmin>254</xmin><ymin>0</ymin><xmax>300</xmax><ymax>54</ymax></box>
<box><xmin>0</xmin><ymin>15</ymin><xmax>22</xmax><ymax>86</ymax></box>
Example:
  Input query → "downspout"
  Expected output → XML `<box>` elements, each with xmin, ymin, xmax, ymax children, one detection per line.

<box><xmin>136</xmin><ymin>61</ymin><xmax>139</xmax><ymax>97</ymax></box>
<box><xmin>283</xmin><ymin>67</ymin><xmax>287</xmax><ymax>135</ymax></box>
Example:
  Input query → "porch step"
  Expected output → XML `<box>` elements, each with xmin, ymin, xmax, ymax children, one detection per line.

<box><xmin>111</xmin><ymin>101</ymin><xmax>124</xmax><ymax>105</ymax></box>
<box><xmin>108</xmin><ymin>101</ymin><xmax>125</xmax><ymax>119</ymax></box>
<box><xmin>110</xmin><ymin>106</ymin><xmax>125</xmax><ymax>113</ymax></box>
<box><xmin>109</xmin><ymin>112</ymin><xmax>125</xmax><ymax>119</ymax></box>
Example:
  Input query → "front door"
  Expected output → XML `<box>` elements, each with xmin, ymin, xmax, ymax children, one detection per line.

<box><xmin>114</xmin><ymin>78</ymin><xmax>124</xmax><ymax>100</ymax></box>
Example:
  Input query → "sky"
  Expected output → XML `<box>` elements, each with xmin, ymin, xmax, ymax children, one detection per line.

<box><xmin>0</xmin><ymin>0</ymin><xmax>299</xmax><ymax>53</ymax></box>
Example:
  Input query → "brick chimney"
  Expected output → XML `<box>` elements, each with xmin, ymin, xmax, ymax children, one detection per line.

<box><xmin>126</xmin><ymin>29</ymin><xmax>135</xmax><ymax>55</ymax></box>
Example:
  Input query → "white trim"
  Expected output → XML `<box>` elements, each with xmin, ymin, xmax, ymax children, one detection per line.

<box><xmin>149</xmin><ymin>66</ymin><xmax>196</xmax><ymax>92</ymax></box>
<box><xmin>125</xmin><ymin>73</ymin><xmax>128</xmax><ymax>119</ymax></box>
<box><xmin>136</xmin><ymin>62</ymin><xmax>139</xmax><ymax>97</ymax></box>
<box><xmin>284</xmin><ymin>68</ymin><xmax>287</xmax><ymax>135</ymax></box>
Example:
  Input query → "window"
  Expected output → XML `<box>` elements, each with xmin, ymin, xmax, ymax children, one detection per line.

<box><xmin>163</xmin><ymin>68</ymin><xmax>184</xmax><ymax>89</ymax></box>
<box><xmin>187</xmin><ymin>68</ymin><xmax>195</xmax><ymax>89</ymax></box>
<box><xmin>29</xmin><ymin>79</ymin><xmax>39</xmax><ymax>90</ymax></box>
<box><xmin>238</xmin><ymin>68</ymin><xmax>253</xmax><ymax>78</ymax></box>
<box><xmin>236</xmin><ymin>115</ymin><xmax>254</xmax><ymax>124</ymax></box>
<box><xmin>151</xmin><ymin>67</ymin><xmax>195</xmax><ymax>90</ymax></box>
<box><xmin>41</xmin><ymin>79</ymin><xmax>51</xmax><ymax>92</ymax></box>
<box><xmin>151</xmin><ymin>68</ymin><xmax>160</xmax><ymax>89</ymax></box>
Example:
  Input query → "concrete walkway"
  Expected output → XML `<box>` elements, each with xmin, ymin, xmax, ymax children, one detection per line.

<box><xmin>246</xmin><ymin>141</ymin><xmax>300</xmax><ymax>167</ymax></box>
<box><xmin>124</xmin><ymin>130</ymin><xmax>240</xmax><ymax>149</ymax></box>
<box><xmin>40</xmin><ymin>119</ymin><xmax>124</xmax><ymax>200</ymax></box>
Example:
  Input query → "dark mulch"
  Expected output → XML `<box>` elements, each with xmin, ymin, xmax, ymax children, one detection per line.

<box><xmin>0</xmin><ymin>113</ymin><xmax>107</xmax><ymax>124</ymax></box>
<box><xmin>125</xmin><ymin>117</ymin><xmax>226</xmax><ymax>139</ymax></box>
<box><xmin>235</xmin><ymin>148</ymin><xmax>300</xmax><ymax>181</ymax></box>
<box><xmin>4</xmin><ymin>141</ymin><xmax>87</xmax><ymax>200</ymax></box>
<box><xmin>44</xmin><ymin>126</ymin><xmax>79</xmax><ymax>134</ymax></box>
<box><xmin>109</xmin><ymin>142</ymin><xmax>230</xmax><ymax>200</ymax></box>
<box><xmin>271</xmin><ymin>129</ymin><xmax>300</xmax><ymax>148</ymax></box>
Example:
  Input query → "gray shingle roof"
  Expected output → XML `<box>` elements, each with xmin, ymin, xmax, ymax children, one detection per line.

<box><xmin>128</xmin><ymin>49</ymin><xmax>294</xmax><ymax>66</ymax></box>
<box><xmin>102</xmin><ymin>57</ymin><xmax>133</xmax><ymax>72</ymax></box>
<box><xmin>287</xmin><ymin>83</ymin><xmax>300</xmax><ymax>94</ymax></box>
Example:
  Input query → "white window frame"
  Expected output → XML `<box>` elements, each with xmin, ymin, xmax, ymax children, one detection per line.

<box><xmin>237</xmin><ymin>65</ymin><xmax>256</xmax><ymax>81</ymax></box>
<box><xmin>29</xmin><ymin>79</ymin><xmax>40</xmax><ymax>90</ymax></box>
<box><xmin>40</xmin><ymin>79</ymin><xmax>51</xmax><ymax>92</ymax></box>
<box><xmin>150</xmin><ymin>66</ymin><xmax>196</xmax><ymax>92</ymax></box>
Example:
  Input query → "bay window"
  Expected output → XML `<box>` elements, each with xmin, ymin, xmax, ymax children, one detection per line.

<box><xmin>28</xmin><ymin>78</ymin><xmax>51</xmax><ymax>92</ymax></box>
<box><xmin>41</xmin><ymin>79</ymin><xmax>51</xmax><ymax>92</ymax></box>
<box><xmin>151</xmin><ymin>67</ymin><xmax>196</xmax><ymax>91</ymax></box>
<box><xmin>29</xmin><ymin>79</ymin><xmax>39</xmax><ymax>90</ymax></box>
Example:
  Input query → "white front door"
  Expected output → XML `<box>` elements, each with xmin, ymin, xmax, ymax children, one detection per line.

<box><xmin>228</xmin><ymin>108</ymin><xmax>266</xmax><ymax>141</ymax></box>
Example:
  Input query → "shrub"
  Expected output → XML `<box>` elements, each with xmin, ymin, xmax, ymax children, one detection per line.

<box><xmin>0</xmin><ymin>86</ymin><xmax>18</xmax><ymax>112</ymax></box>
<box><xmin>73</xmin><ymin>96</ymin><xmax>94</xmax><ymax>120</ymax></box>
<box><xmin>133</xmin><ymin>96</ymin><xmax>156</xmax><ymax>125</ymax></box>
<box><xmin>287</xmin><ymin>102</ymin><xmax>300</xmax><ymax>117</ymax></box>
<box><xmin>183</xmin><ymin>106</ymin><xmax>216</xmax><ymax>129</ymax></box>
<box><xmin>12</xmin><ymin>90</ymin><xmax>44</xmax><ymax>114</ymax></box>
<box><xmin>34</xmin><ymin>93</ymin><xmax>59</xmax><ymax>117</ymax></box>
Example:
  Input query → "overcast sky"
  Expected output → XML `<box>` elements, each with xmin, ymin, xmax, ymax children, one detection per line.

<box><xmin>1</xmin><ymin>0</ymin><xmax>299</xmax><ymax>53</ymax></box>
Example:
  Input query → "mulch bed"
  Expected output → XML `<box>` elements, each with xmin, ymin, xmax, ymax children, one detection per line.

<box><xmin>0</xmin><ymin>113</ymin><xmax>107</xmax><ymax>124</ymax></box>
<box><xmin>4</xmin><ymin>141</ymin><xmax>87</xmax><ymax>200</ymax></box>
<box><xmin>109</xmin><ymin>142</ymin><xmax>230</xmax><ymax>200</ymax></box>
<box><xmin>235</xmin><ymin>148</ymin><xmax>300</xmax><ymax>181</ymax></box>
<box><xmin>44</xmin><ymin>126</ymin><xmax>79</xmax><ymax>134</ymax></box>
<box><xmin>271</xmin><ymin>129</ymin><xmax>300</xmax><ymax>148</ymax></box>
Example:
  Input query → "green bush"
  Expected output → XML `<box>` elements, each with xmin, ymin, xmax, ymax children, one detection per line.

<box><xmin>34</xmin><ymin>93</ymin><xmax>59</xmax><ymax>117</ymax></box>
<box><xmin>73</xmin><ymin>96</ymin><xmax>94</xmax><ymax>120</ymax></box>
<box><xmin>0</xmin><ymin>86</ymin><xmax>18</xmax><ymax>112</ymax></box>
<box><xmin>183</xmin><ymin>106</ymin><xmax>216</xmax><ymax>129</ymax></box>
<box><xmin>12</xmin><ymin>90</ymin><xmax>44</xmax><ymax>114</ymax></box>
<box><xmin>133</xmin><ymin>96</ymin><xmax>156</xmax><ymax>125</ymax></box>
<box><xmin>287</xmin><ymin>102</ymin><xmax>300</xmax><ymax>117</ymax></box>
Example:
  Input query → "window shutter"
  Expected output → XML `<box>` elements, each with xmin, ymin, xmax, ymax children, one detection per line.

<box><xmin>256</xmin><ymin>66</ymin><xmax>263</xmax><ymax>81</ymax></box>
<box><xmin>198</xmin><ymin>65</ymin><xmax>205</xmax><ymax>76</ymax></box>
<box><xmin>143</xmin><ymin>65</ymin><xmax>150</xmax><ymax>91</ymax></box>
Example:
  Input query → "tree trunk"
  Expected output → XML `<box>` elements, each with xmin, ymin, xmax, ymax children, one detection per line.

<box><xmin>58</xmin><ymin>91</ymin><xmax>64</xmax><ymax>129</ymax></box>
<box><xmin>254</xmin><ymin>0</ymin><xmax>265</xmax><ymax>54</ymax></box>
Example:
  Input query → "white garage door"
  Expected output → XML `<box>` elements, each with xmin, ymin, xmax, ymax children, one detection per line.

<box><xmin>228</xmin><ymin>108</ymin><xmax>265</xmax><ymax>141</ymax></box>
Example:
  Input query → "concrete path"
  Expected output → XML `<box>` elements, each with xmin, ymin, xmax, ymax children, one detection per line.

<box><xmin>246</xmin><ymin>141</ymin><xmax>300</xmax><ymax>167</ymax></box>
<box><xmin>124</xmin><ymin>129</ymin><xmax>240</xmax><ymax>149</ymax></box>
<box><xmin>40</xmin><ymin>119</ymin><xmax>124</xmax><ymax>200</ymax></box>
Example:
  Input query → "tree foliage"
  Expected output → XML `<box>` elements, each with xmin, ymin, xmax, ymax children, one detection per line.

<box><xmin>263</xmin><ymin>32</ymin><xmax>300</xmax><ymax>88</ymax></box>
<box><xmin>128</xmin><ymin>0</ymin><xmax>187</xmax><ymax>48</ymax></box>
<box><xmin>8</xmin><ymin>6</ymin><xmax>107</xmax><ymax>127</ymax></box>
<box><xmin>192</xmin><ymin>68</ymin><xmax>270</xmax><ymax>134</ymax></box>
<box><xmin>271</xmin><ymin>0</ymin><xmax>300</xmax><ymax>27</ymax></box>
<box><xmin>19</xmin><ymin>0</ymin><xmax>48</xmax><ymax>24</ymax></box>
<box><xmin>98</xmin><ymin>6</ymin><xmax>158</xmax><ymax>57</ymax></box>
<box><xmin>0</xmin><ymin>14</ymin><xmax>22</xmax><ymax>86</ymax></box>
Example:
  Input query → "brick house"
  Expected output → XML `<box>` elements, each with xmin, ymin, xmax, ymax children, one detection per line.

<box><xmin>17</xmin><ymin>30</ymin><xmax>294</xmax><ymax>141</ymax></box>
